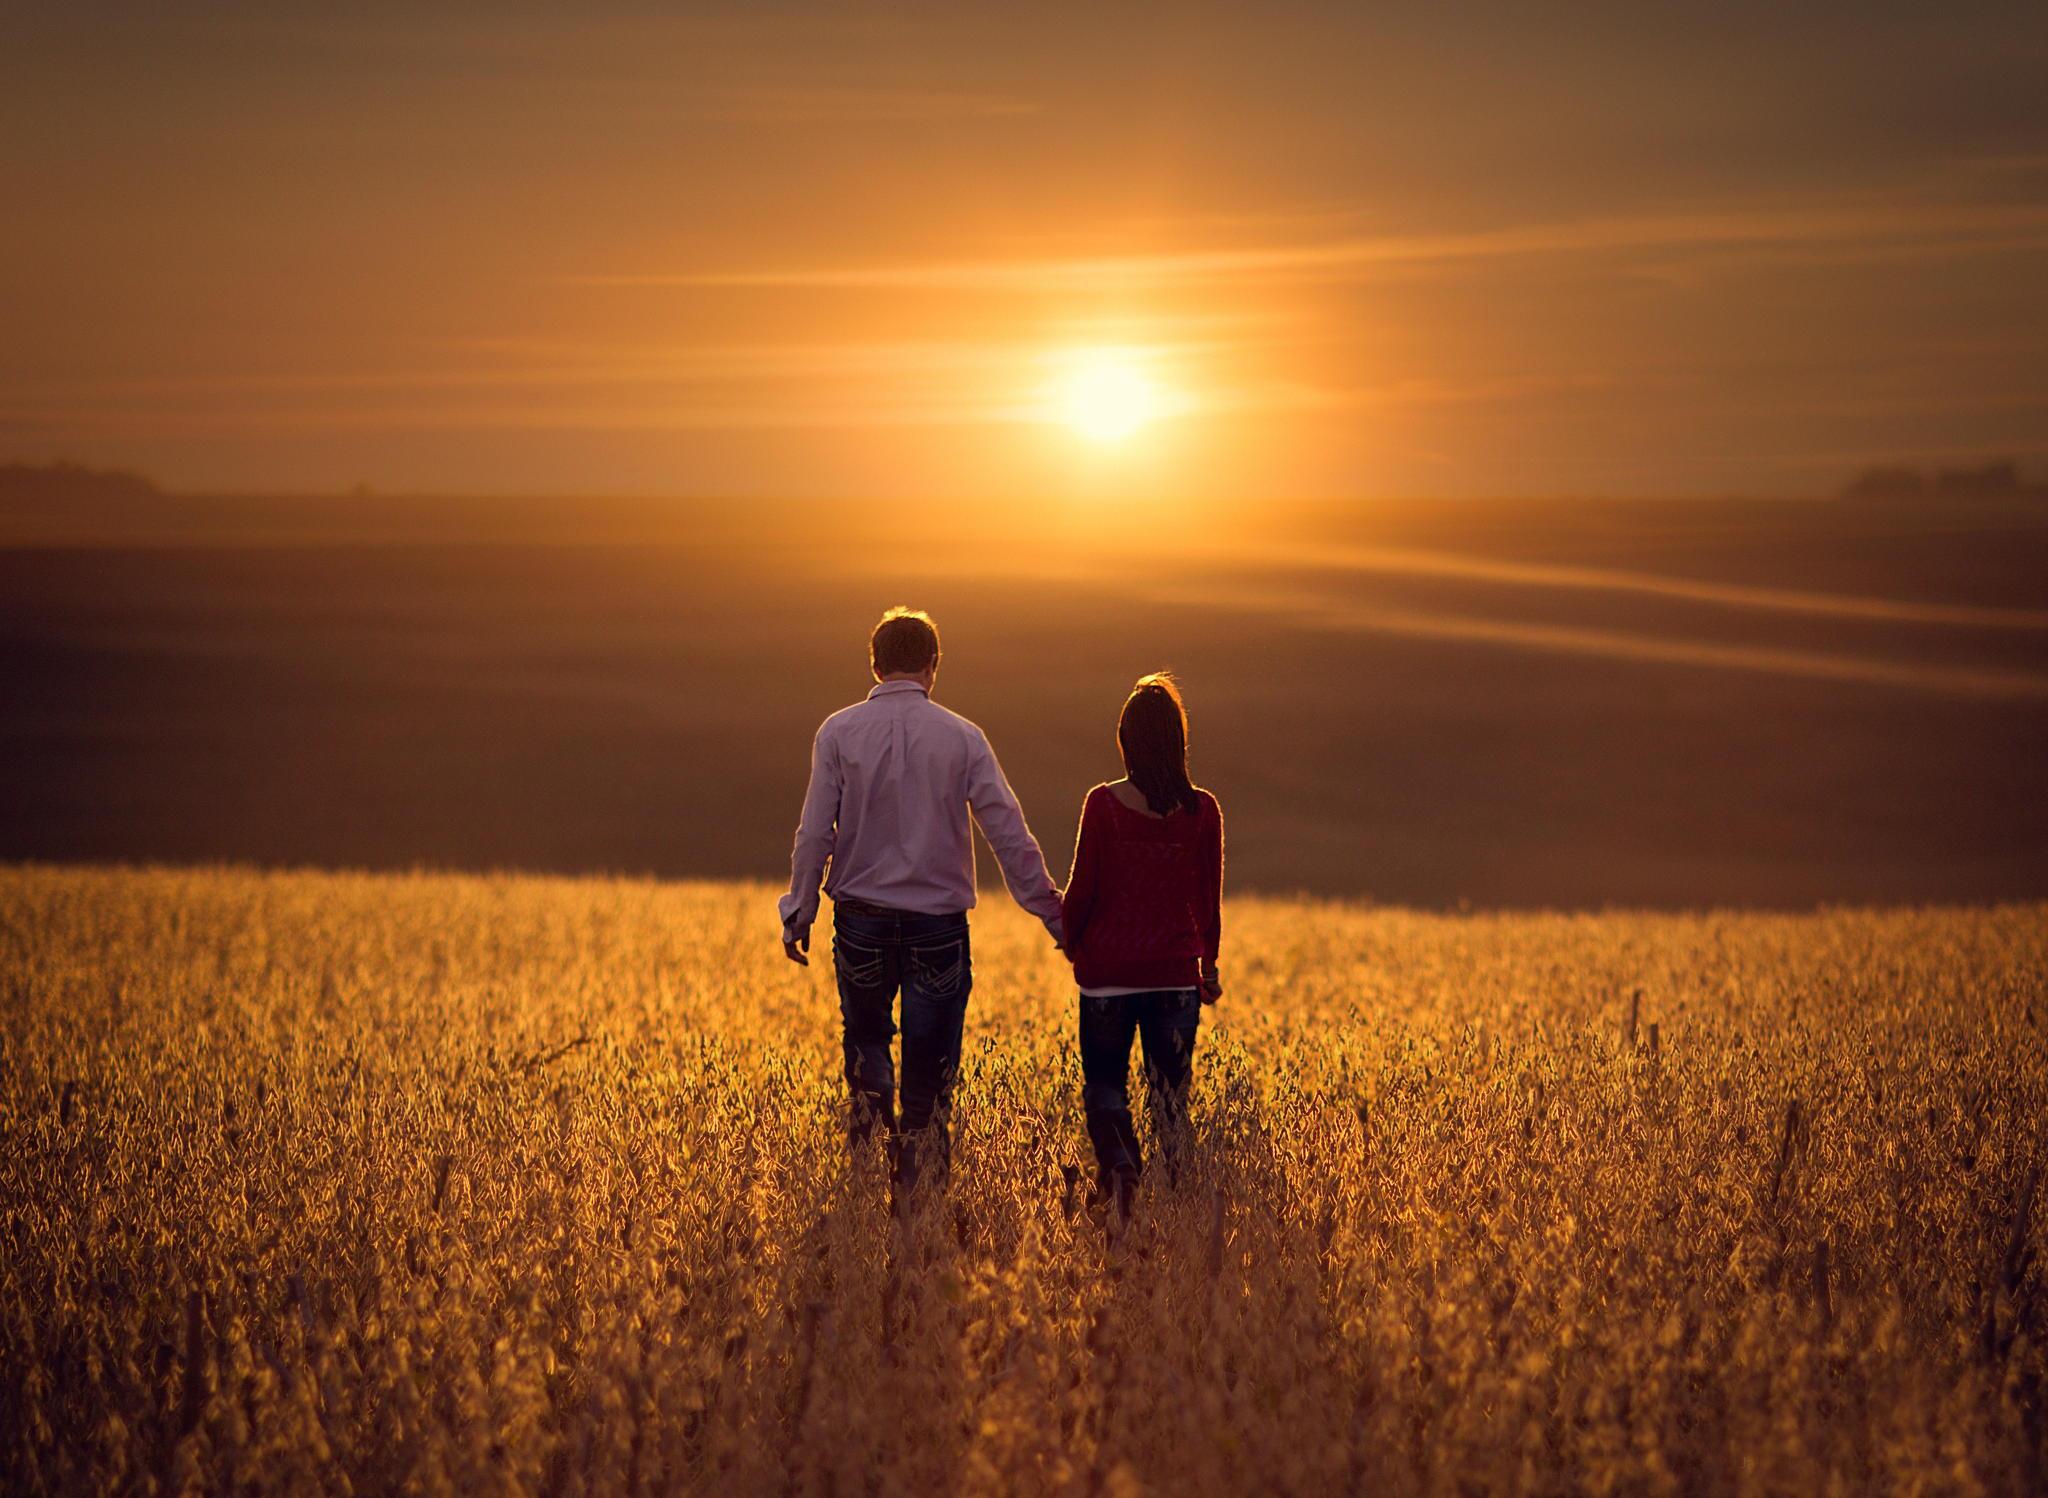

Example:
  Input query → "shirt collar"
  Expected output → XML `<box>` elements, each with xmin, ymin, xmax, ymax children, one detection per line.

<box><xmin>867</xmin><ymin>679</ymin><xmax>930</xmax><ymax>700</ymax></box>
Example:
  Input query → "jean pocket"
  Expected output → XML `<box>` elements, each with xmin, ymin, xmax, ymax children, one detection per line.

<box><xmin>832</xmin><ymin>936</ymin><xmax>886</xmax><ymax>990</ymax></box>
<box><xmin>907</xmin><ymin>938</ymin><xmax>968</xmax><ymax>999</ymax></box>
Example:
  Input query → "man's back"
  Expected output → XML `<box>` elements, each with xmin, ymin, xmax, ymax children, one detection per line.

<box><xmin>816</xmin><ymin>681</ymin><xmax>986</xmax><ymax>915</ymax></box>
<box><xmin>779</xmin><ymin>678</ymin><xmax>1063</xmax><ymax>939</ymax></box>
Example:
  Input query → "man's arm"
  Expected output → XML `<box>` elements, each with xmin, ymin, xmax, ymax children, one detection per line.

<box><xmin>964</xmin><ymin>729</ymin><xmax>1064</xmax><ymax>943</ymax></box>
<box><xmin>777</xmin><ymin>723</ymin><xmax>841</xmax><ymax>962</ymax></box>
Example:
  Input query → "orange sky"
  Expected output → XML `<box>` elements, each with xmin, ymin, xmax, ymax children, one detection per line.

<box><xmin>4</xmin><ymin>3</ymin><xmax>2046</xmax><ymax>499</ymax></box>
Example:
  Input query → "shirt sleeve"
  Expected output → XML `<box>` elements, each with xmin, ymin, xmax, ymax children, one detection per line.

<box><xmin>965</xmin><ymin>728</ymin><xmax>1064</xmax><ymax>940</ymax></box>
<box><xmin>1059</xmin><ymin>789</ymin><xmax>1105</xmax><ymax>955</ymax></box>
<box><xmin>777</xmin><ymin>722</ymin><xmax>840</xmax><ymax>937</ymax></box>
<box><xmin>1199</xmin><ymin>795</ymin><xmax>1224</xmax><ymax>961</ymax></box>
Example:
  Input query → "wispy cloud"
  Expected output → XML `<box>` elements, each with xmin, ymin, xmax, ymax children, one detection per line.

<box><xmin>0</xmin><ymin>351</ymin><xmax>1614</xmax><ymax>437</ymax></box>
<box><xmin>0</xmin><ymin>323</ymin><xmax>1344</xmax><ymax>435</ymax></box>
<box><xmin>0</xmin><ymin>342</ymin><xmax>1055</xmax><ymax>399</ymax></box>
<box><xmin>571</xmin><ymin>197</ymin><xmax>2048</xmax><ymax>291</ymax></box>
<box><xmin>1958</xmin><ymin>152</ymin><xmax>2048</xmax><ymax>179</ymax></box>
<box><xmin>1172</xmin><ymin>582</ymin><xmax>2048</xmax><ymax>701</ymax></box>
<box><xmin>1230</xmin><ymin>542</ymin><xmax>2048</xmax><ymax>631</ymax></box>
<box><xmin>1765</xmin><ymin>437</ymin><xmax>2048</xmax><ymax>469</ymax></box>
<box><xmin>690</xmin><ymin>86</ymin><xmax>1041</xmax><ymax>124</ymax></box>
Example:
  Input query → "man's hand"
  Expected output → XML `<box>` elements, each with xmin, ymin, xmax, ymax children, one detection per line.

<box><xmin>1199</xmin><ymin>959</ymin><xmax>1223</xmax><ymax>1004</ymax></box>
<box><xmin>783</xmin><ymin>927</ymin><xmax>811</xmax><ymax>966</ymax></box>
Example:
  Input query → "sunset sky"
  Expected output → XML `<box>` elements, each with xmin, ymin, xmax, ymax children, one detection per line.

<box><xmin>5</xmin><ymin>1</ymin><xmax>2046</xmax><ymax>500</ymax></box>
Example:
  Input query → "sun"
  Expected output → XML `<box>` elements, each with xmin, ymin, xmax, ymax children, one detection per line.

<box><xmin>1053</xmin><ymin>349</ymin><xmax>1165</xmax><ymax>444</ymax></box>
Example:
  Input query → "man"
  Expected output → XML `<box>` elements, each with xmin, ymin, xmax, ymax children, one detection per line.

<box><xmin>780</xmin><ymin>607</ymin><xmax>1064</xmax><ymax>1193</ymax></box>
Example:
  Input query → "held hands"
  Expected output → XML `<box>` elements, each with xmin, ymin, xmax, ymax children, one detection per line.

<box><xmin>1199</xmin><ymin>959</ymin><xmax>1224</xmax><ymax>1004</ymax></box>
<box><xmin>783</xmin><ymin>927</ymin><xmax>811</xmax><ymax>966</ymax></box>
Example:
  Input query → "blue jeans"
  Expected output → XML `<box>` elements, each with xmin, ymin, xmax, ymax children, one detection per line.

<box><xmin>1077</xmin><ymin>988</ymin><xmax>1200</xmax><ymax>1199</ymax></box>
<box><xmin>831</xmin><ymin>904</ymin><xmax>972</xmax><ymax>1190</ymax></box>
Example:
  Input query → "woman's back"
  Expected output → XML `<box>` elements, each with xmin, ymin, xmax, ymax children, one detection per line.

<box><xmin>1060</xmin><ymin>781</ymin><xmax>1223</xmax><ymax>992</ymax></box>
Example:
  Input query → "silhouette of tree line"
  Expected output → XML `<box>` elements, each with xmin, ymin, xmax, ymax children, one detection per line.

<box><xmin>1840</xmin><ymin>458</ymin><xmax>2043</xmax><ymax>501</ymax></box>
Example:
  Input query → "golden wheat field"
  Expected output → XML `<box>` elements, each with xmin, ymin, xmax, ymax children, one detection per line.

<box><xmin>2</xmin><ymin>864</ymin><xmax>2045</xmax><ymax>1495</ymax></box>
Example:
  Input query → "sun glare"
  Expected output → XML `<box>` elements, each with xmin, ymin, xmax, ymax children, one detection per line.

<box><xmin>1054</xmin><ymin>350</ymin><xmax>1165</xmax><ymax>444</ymax></box>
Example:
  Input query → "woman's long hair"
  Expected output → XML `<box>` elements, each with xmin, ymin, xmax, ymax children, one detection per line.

<box><xmin>1117</xmin><ymin>673</ymin><xmax>1201</xmax><ymax>816</ymax></box>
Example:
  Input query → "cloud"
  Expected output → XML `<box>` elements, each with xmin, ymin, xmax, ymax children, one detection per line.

<box><xmin>0</xmin><ymin>326</ymin><xmax>1330</xmax><ymax>435</ymax></box>
<box><xmin>0</xmin><ymin>342</ymin><xmax>1045</xmax><ymax>398</ymax></box>
<box><xmin>571</xmin><ymin>196</ymin><xmax>2048</xmax><ymax>291</ymax></box>
<box><xmin>1233</xmin><ymin>542</ymin><xmax>2048</xmax><ymax>631</ymax></box>
<box><xmin>1172</xmin><ymin>582</ymin><xmax>2048</xmax><ymax>701</ymax></box>
<box><xmin>690</xmin><ymin>87</ymin><xmax>1041</xmax><ymax>123</ymax></box>
<box><xmin>1765</xmin><ymin>437</ymin><xmax>2048</xmax><ymax>469</ymax></box>
<box><xmin>0</xmin><ymin>357</ymin><xmax>1602</xmax><ymax>437</ymax></box>
<box><xmin>1959</xmin><ymin>152</ymin><xmax>2048</xmax><ymax>178</ymax></box>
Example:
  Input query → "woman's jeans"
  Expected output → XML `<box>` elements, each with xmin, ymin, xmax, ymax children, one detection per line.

<box><xmin>1078</xmin><ymin>988</ymin><xmax>1201</xmax><ymax>1197</ymax></box>
<box><xmin>831</xmin><ymin>904</ymin><xmax>972</xmax><ymax>1192</ymax></box>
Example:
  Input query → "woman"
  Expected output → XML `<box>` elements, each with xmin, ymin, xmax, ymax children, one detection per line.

<box><xmin>1059</xmin><ymin>673</ymin><xmax>1224</xmax><ymax>1217</ymax></box>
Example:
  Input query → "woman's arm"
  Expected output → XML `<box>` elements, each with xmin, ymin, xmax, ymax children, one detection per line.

<box><xmin>1198</xmin><ymin>795</ymin><xmax>1224</xmax><ymax>993</ymax></box>
<box><xmin>1058</xmin><ymin>789</ymin><xmax>1107</xmax><ymax>955</ymax></box>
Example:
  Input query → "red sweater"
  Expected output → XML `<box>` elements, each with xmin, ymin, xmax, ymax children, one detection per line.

<box><xmin>1059</xmin><ymin>784</ymin><xmax>1224</xmax><ymax>991</ymax></box>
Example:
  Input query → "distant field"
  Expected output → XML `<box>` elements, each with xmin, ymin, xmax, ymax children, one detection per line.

<box><xmin>3</xmin><ymin>491</ymin><xmax>2047</xmax><ymax>908</ymax></box>
<box><xmin>4</xmin><ymin>865</ymin><xmax>2044</xmax><ymax>1492</ymax></box>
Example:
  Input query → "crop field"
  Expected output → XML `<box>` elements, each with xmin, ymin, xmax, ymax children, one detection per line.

<box><xmin>2</xmin><ymin>864</ymin><xmax>2045</xmax><ymax>1494</ymax></box>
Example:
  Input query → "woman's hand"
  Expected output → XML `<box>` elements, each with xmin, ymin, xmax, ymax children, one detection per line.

<box><xmin>1199</xmin><ymin>960</ymin><xmax>1223</xmax><ymax>1004</ymax></box>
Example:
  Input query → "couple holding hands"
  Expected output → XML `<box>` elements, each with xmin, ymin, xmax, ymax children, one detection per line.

<box><xmin>780</xmin><ymin>608</ymin><xmax>1224</xmax><ymax>1215</ymax></box>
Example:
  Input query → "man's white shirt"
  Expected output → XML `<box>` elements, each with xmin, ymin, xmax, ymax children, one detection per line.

<box><xmin>779</xmin><ymin>680</ymin><xmax>1064</xmax><ymax>941</ymax></box>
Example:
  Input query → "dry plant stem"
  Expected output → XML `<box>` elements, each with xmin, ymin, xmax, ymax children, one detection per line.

<box><xmin>0</xmin><ymin>865</ymin><xmax>2043</xmax><ymax>1495</ymax></box>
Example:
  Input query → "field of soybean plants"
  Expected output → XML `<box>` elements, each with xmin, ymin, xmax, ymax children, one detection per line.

<box><xmin>2</xmin><ymin>864</ymin><xmax>2044</xmax><ymax>1494</ymax></box>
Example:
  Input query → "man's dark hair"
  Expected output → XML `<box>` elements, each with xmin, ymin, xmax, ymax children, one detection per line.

<box><xmin>870</xmin><ymin>607</ymin><xmax>941</xmax><ymax>678</ymax></box>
